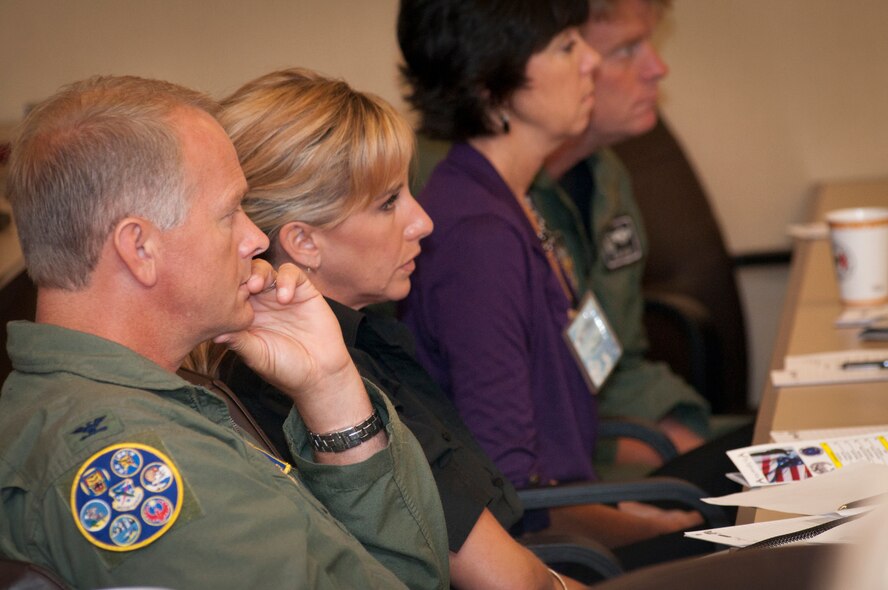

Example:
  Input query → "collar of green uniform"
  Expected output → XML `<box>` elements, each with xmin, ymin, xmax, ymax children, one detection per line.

<box><xmin>6</xmin><ymin>320</ymin><xmax>189</xmax><ymax>391</ymax></box>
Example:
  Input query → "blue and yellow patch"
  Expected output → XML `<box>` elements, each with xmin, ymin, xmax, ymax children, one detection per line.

<box><xmin>71</xmin><ymin>442</ymin><xmax>183</xmax><ymax>552</ymax></box>
<box><xmin>245</xmin><ymin>441</ymin><xmax>293</xmax><ymax>476</ymax></box>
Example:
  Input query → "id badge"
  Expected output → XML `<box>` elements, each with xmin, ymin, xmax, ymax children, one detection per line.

<box><xmin>564</xmin><ymin>291</ymin><xmax>622</xmax><ymax>393</ymax></box>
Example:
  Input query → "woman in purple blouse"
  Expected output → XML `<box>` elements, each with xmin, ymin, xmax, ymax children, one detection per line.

<box><xmin>398</xmin><ymin>0</ymin><xmax>702</xmax><ymax>549</ymax></box>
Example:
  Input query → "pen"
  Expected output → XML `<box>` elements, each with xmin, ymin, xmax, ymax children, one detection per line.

<box><xmin>836</xmin><ymin>492</ymin><xmax>888</xmax><ymax>512</ymax></box>
<box><xmin>841</xmin><ymin>359</ymin><xmax>888</xmax><ymax>370</ymax></box>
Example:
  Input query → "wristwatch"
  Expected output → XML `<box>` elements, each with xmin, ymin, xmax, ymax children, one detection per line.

<box><xmin>308</xmin><ymin>410</ymin><xmax>383</xmax><ymax>453</ymax></box>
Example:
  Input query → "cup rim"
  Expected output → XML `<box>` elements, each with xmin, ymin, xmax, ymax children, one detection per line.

<box><xmin>826</xmin><ymin>207</ymin><xmax>888</xmax><ymax>228</ymax></box>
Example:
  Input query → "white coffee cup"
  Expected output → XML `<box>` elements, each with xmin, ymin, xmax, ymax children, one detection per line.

<box><xmin>825</xmin><ymin>207</ymin><xmax>888</xmax><ymax>306</ymax></box>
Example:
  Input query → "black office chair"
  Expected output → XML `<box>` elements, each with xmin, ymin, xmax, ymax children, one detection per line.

<box><xmin>0</xmin><ymin>270</ymin><xmax>37</xmax><ymax>388</ymax></box>
<box><xmin>0</xmin><ymin>558</ymin><xmax>69</xmax><ymax>590</ymax></box>
<box><xmin>612</xmin><ymin>115</ymin><xmax>790</xmax><ymax>415</ymax></box>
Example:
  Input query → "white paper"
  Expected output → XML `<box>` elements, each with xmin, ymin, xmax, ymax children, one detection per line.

<box><xmin>834</xmin><ymin>306</ymin><xmax>888</xmax><ymax>328</ymax></box>
<box><xmin>703</xmin><ymin>463</ymin><xmax>888</xmax><ymax>515</ymax></box>
<box><xmin>771</xmin><ymin>424</ymin><xmax>888</xmax><ymax>443</ymax></box>
<box><xmin>771</xmin><ymin>349</ymin><xmax>888</xmax><ymax>387</ymax></box>
<box><xmin>685</xmin><ymin>514</ymin><xmax>840</xmax><ymax>547</ymax></box>
<box><xmin>685</xmin><ymin>511</ymin><xmax>874</xmax><ymax>548</ymax></box>
<box><xmin>725</xmin><ymin>472</ymin><xmax>748</xmax><ymax>486</ymax></box>
<box><xmin>809</xmin><ymin>512</ymin><xmax>877</xmax><ymax>544</ymax></box>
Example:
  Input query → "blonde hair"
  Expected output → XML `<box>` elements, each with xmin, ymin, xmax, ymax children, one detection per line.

<box><xmin>182</xmin><ymin>340</ymin><xmax>222</xmax><ymax>377</ymax></box>
<box><xmin>187</xmin><ymin>69</ymin><xmax>414</xmax><ymax>377</ymax></box>
<box><xmin>218</xmin><ymin>68</ymin><xmax>415</xmax><ymax>256</ymax></box>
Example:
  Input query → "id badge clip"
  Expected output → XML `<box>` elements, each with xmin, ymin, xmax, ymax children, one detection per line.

<box><xmin>564</xmin><ymin>291</ymin><xmax>622</xmax><ymax>393</ymax></box>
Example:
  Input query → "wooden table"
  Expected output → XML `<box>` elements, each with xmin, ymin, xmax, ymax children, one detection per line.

<box><xmin>755</xmin><ymin>178</ymin><xmax>888</xmax><ymax>442</ymax></box>
<box><xmin>742</xmin><ymin>177</ymin><xmax>888</xmax><ymax>523</ymax></box>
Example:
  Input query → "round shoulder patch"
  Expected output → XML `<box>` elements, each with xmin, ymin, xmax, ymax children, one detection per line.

<box><xmin>71</xmin><ymin>442</ymin><xmax>183</xmax><ymax>552</ymax></box>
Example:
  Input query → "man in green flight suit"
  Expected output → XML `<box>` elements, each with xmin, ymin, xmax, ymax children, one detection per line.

<box><xmin>531</xmin><ymin>0</ymin><xmax>712</xmax><ymax>467</ymax></box>
<box><xmin>0</xmin><ymin>76</ymin><xmax>449</xmax><ymax>589</ymax></box>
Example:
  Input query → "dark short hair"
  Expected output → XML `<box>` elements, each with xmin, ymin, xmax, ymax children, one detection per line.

<box><xmin>398</xmin><ymin>0</ymin><xmax>589</xmax><ymax>141</ymax></box>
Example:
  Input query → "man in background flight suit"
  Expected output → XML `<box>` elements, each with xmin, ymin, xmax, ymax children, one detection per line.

<box><xmin>530</xmin><ymin>0</ymin><xmax>712</xmax><ymax>468</ymax></box>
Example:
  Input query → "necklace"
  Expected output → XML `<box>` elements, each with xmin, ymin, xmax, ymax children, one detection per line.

<box><xmin>517</xmin><ymin>193</ymin><xmax>579</xmax><ymax>308</ymax></box>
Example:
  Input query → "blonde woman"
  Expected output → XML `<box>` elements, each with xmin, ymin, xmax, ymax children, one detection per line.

<box><xmin>214</xmin><ymin>68</ymin><xmax>587</xmax><ymax>590</ymax></box>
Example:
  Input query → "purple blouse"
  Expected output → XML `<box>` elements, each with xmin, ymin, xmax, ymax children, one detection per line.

<box><xmin>402</xmin><ymin>143</ymin><xmax>598</xmax><ymax>489</ymax></box>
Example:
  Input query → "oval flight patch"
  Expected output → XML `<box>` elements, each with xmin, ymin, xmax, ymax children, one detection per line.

<box><xmin>71</xmin><ymin>442</ymin><xmax>183</xmax><ymax>552</ymax></box>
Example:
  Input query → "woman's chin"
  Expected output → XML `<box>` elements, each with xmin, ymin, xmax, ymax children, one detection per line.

<box><xmin>388</xmin><ymin>281</ymin><xmax>412</xmax><ymax>303</ymax></box>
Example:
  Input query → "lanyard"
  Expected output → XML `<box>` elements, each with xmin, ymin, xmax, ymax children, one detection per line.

<box><xmin>515</xmin><ymin>193</ymin><xmax>579</xmax><ymax>310</ymax></box>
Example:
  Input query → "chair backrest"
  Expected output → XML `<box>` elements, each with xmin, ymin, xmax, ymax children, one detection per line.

<box><xmin>0</xmin><ymin>558</ymin><xmax>69</xmax><ymax>590</ymax></box>
<box><xmin>0</xmin><ymin>270</ymin><xmax>37</xmax><ymax>388</ymax></box>
<box><xmin>612</xmin><ymin>115</ymin><xmax>750</xmax><ymax>414</ymax></box>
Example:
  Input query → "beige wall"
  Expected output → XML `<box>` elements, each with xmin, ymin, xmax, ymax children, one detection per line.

<box><xmin>4</xmin><ymin>0</ymin><xmax>886</xmax><ymax>251</ymax></box>
<box><xmin>659</xmin><ymin>0</ymin><xmax>888</xmax><ymax>253</ymax></box>
<box><xmin>3</xmin><ymin>0</ymin><xmax>887</xmax><ymax>404</ymax></box>
<box><xmin>0</xmin><ymin>0</ymin><xmax>405</xmax><ymax>121</ymax></box>
<box><xmin>656</xmin><ymin>0</ymin><xmax>888</xmax><ymax>402</ymax></box>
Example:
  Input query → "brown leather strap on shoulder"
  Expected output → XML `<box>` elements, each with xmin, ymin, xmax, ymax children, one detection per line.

<box><xmin>177</xmin><ymin>367</ymin><xmax>283</xmax><ymax>460</ymax></box>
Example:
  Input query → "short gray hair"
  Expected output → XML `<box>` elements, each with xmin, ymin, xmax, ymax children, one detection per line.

<box><xmin>6</xmin><ymin>75</ymin><xmax>218</xmax><ymax>289</ymax></box>
<box><xmin>588</xmin><ymin>0</ymin><xmax>671</xmax><ymax>21</ymax></box>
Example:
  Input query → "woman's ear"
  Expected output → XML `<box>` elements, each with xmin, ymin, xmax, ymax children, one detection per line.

<box><xmin>113</xmin><ymin>217</ymin><xmax>160</xmax><ymax>287</ymax></box>
<box><xmin>278</xmin><ymin>221</ymin><xmax>322</xmax><ymax>270</ymax></box>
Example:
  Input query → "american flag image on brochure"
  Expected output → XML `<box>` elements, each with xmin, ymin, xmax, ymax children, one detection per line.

<box><xmin>727</xmin><ymin>432</ymin><xmax>888</xmax><ymax>487</ymax></box>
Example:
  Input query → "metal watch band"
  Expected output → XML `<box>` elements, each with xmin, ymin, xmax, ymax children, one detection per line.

<box><xmin>308</xmin><ymin>410</ymin><xmax>383</xmax><ymax>453</ymax></box>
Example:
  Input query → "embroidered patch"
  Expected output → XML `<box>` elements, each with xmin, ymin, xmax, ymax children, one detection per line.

<box><xmin>245</xmin><ymin>441</ymin><xmax>293</xmax><ymax>476</ymax></box>
<box><xmin>600</xmin><ymin>214</ymin><xmax>642</xmax><ymax>270</ymax></box>
<box><xmin>71</xmin><ymin>442</ymin><xmax>183</xmax><ymax>552</ymax></box>
<box><xmin>141</xmin><ymin>496</ymin><xmax>175</xmax><ymax>526</ymax></box>
<box><xmin>79</xmin><ymin>467</ymin><xmax>112</xmax><ymax>496</ymax></box>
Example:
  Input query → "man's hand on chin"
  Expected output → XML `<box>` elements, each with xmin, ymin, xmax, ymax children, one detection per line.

<box><xmin>214</xmin><ymin>261</ymin><xmax>373</xmax><ymax>441</ymax></box>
